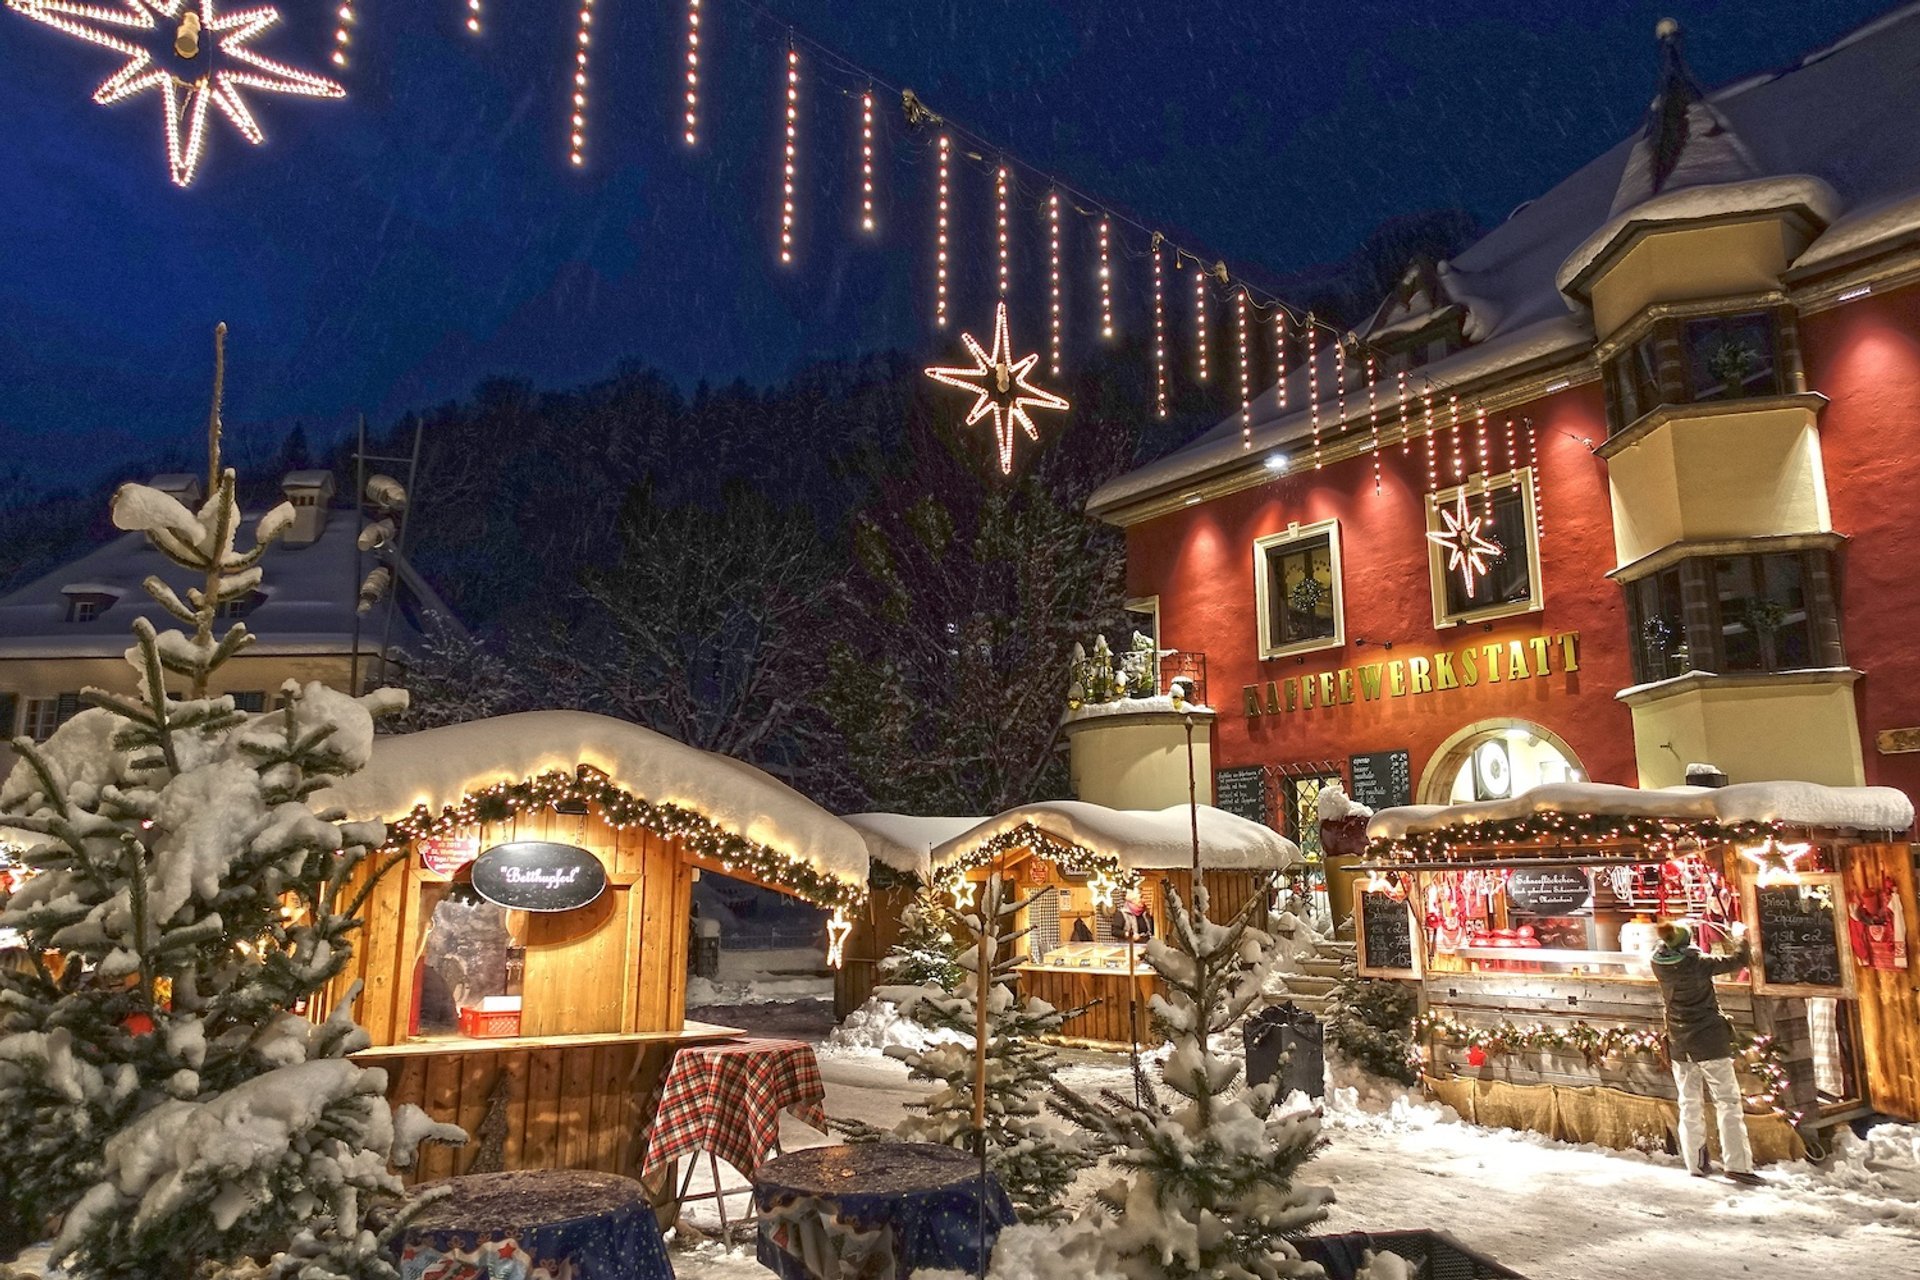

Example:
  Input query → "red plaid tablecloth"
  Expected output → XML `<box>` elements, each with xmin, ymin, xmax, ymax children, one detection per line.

<box><xmin>643</xmin><ymin>1038</ymin><xmax>827</xmax><ymax>1177</ymax></box>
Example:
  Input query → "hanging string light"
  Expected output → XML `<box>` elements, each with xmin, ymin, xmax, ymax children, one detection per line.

<box><xmin>1368</xmin><ymin>355</ymin><xmax>1381</xmax><ymax>495</ymax></box>
<box><xmin>1237</xmin><ymin>290</ymin><xmax>1251</xmax><ymax>449</ymax></box>
<box><xmin>1476</xmin><ymin>405</ymin><xmax>1491</xmax><ymax>512</ymax></box>
<box><xmin>1193</xmin><ymin>267</ymin><xmax>1209</xmax><ymax>382</ymax></box>
<box><xmin>1334</xmin><ymin>335</ymin><xmax>1348</xmax><ymax>433</ymax></box>
<box><xmin>332</xmin><ymin>2</ymin><xmax>354</xmax><ymax>68</ymax></box>
<box><xmin>1308</xmin><ymin>317</ymin><xmax>1321</xmax><ymax>468</ymax></box>
<box><xmin>466</xmin><ymin>0</ymin><xmax>482</xmax><ymax>35</ymax></box>
<box><xmin>1424</xmin><ymin>390</ymin><xmax>1438</xmax><ymax>492</ymax></box>
<box><xmin>1273</xmin><ymin>311</ymin><xmax>1288</xmax><ymax>412</ymax></box>
<box><xmin>935</xmin><ymin>134</ymin><xmax>950</xmax><ymax>327</ymax></box>
<box><xmin>1531</xmin><ymin>420</ymin><xmax>1544</xmax><ymax>542</ymax></box>
<box><xmin>1449</xmin><ymin>393</ymin><xmax>1464</xmax><ymax>483</ymax></box>
<box><xmin>1098</xmin><ymin>218</ymin><xmax>1114</xmax><ymax>339</ymax></box>
<box><xmin>1048</xmin><ymin>190</ymin><xmax>1063</xmax><ymax>376</ymax></box>
<box><xmin>1152</xmin><ymin>239</ymin><xmax>1167</xmax><ymax>418</ymax></box>
<box><xmin>1504</xmin><ymin>416</ymin><xmax>1518</xmax><ymax>478</ymax></box>
<box><xmin>858</xmin><ymin>88</ymin><xmax>875</xmax><ymax>231</ymax></box>
<box><xmin>780</xmin><ymin>43</ymin><xmax>798</xmax><ymax>262</ymax></box>
<box><xmin>569</xmin><ymin>0</ymin><xmax>596</xmax><ymax>167</ymax></box>
<box><xmin>996</xmin><ymin>165</ymin><xmax>1011</xmax><ymax>297</ymax></box>
<box><xmin>1398</xmin><ymin>371</ymin><xmax>1411</xmax><ymax>454</ymax></box>
<box><xmin>683</xmin><ymin>0</ymin><xmax>701</xmax><ymax>144</ymax></box>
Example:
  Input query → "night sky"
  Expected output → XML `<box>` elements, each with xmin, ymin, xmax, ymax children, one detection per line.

<box><xmin>0</xmin><ymin>0</ymin><xmax>1894</xmax><ymax>480</ymax></box>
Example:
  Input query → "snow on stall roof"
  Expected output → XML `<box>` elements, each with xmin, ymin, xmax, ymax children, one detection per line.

<box><xmin>843</xmin><ymin>813</ymin><xmax>984</xmax><ymax>877</ymax></box>
<box><xmin>1367</xmin><ymin>780</ymin><xmax>1914</xmax><ymax>842</ymax></box>
<box><xmin>930</xmin><ymin>800</ymin><xmax>1301</xmax><ymax>872</ymax></box>
<box><xmin>315</xmin><ymin>711</ymin><xmax>870</xmax><ymax>890</ymax></box>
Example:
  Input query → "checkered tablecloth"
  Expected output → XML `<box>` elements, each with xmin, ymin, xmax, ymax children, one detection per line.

<box><xmin>643</xmin><ymin>1038</ymin><xmax>828</xmax><ymax>1177</ymax></box>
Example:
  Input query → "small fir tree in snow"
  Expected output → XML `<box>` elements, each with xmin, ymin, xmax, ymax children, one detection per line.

<box><xmin>880</xmin><ymin>886</ymin><xmax>965</xmax><ymax>991</ymax></box>
<box><xmin>0</xmin><ymin>328</ymin><xmax>458</xmax><ymax>1276</ymax></box>
<box><xmin>1054</xmin><ymin>882</ymin><xmax>1331</xmax><ymax>1280</ymax></box>
<box><xmin>868</xmin><ymin>875</ymin><xmax>1099</xmax><ymax>1223</ymax></box>
<box><xmin>1323</xmin><ymin>976</ymin><xmax>1418</xmax><ymax>1087</ymax></box>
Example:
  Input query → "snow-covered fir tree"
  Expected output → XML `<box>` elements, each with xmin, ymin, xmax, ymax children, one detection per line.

<box><xmin>874</xmin><ymin>875</ymin><xmax>1099</xmax><ymax>1222</ymax></box>
<box><xmin>1055</xmin><ymin>882</ymin><xmax>1331</xmax><ymax>1279</ymax></box>
<box><xmin>880</xmin><ymin>886</ymin><xmax>965</xmax><ymax>990</ymax></box>
<box><xmin>0</xmin><ymin>328</ymin><xmax>458</xmax><ymax>1276</ymax></box>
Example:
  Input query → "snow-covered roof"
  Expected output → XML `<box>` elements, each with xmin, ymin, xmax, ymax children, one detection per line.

<box><xmin>317</xmin><ymin>711</ymin><xmax>871</xmax><ymax>892</ymax></box>
<box><xmin>1367</xmin><ymin>780</ymin><xmax>1915</xmax><ymax>843</ymax></box>
<box><xmin>930</xmin><ymin>800</ymin><xmax>1302</xmax><ymax>873</ymax></box>
<box><xmin>843</xmin><ymin>813</ymin><xmax>985</xmax><ymax>877</ymax></box>
<box><xmin>0</xmin><ymin>510</ymin><xmax>451</xmax><ymax>659</ymax></box>
<box><xmin>1091</xmin><ymin>5</ymin><xmax>1920</xmax><ymax>517</ymax></box>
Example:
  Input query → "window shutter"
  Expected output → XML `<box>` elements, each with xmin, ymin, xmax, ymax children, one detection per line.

<box><xmin>55</xmin><ymin>692</ymin><xmax>81</xmax><ymax>725</ymax></box>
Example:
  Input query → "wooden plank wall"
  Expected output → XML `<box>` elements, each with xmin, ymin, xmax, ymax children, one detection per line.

<box><xmin>366</xmin><ymin>1038</ymin><xmax>680</xmax><ymax>1186</ymax></box>
<box><xmin>1157</xmin><ymin>869</ymin><xmax>1272</xmax><ymax>932</ymax></box>
<box><xmin>834</xmin><ymin>882</ymin><xmax>914</xmax><ymax>1020</ymax></box>
<box><xmin>1021</xmin><ymin>967</ymin><xmax>1161</xmax><ymax>1047</ymax></box>
<box><xmin>1842</xmin><ymin>843</ymin><xmax>1920</xmax><ymax>1121</ymax></box>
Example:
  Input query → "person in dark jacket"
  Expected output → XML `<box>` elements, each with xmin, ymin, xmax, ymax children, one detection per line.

<box><xmin>1652</xmin><ymin>922</ymin><xmax>1762</xmax><ymax>1184</ymax></box>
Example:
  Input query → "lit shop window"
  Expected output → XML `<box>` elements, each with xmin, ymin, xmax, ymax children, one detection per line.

<box><xmin>1425</xmin><ymin>472</ymin><xmax>1541</xmax><ymax>627</ymax></box>
<box><xmin>1253</xmin><ymin>519</ymin><xmax>1344</xmax><ymax>658</ymax></box>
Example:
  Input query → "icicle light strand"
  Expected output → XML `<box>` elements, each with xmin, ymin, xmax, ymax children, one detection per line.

<box><xmin>683</xmin><ymin>0</ymin><xmax>701</xmax><ymax>144</ymax></box>
<box><xmin>935</xmin><ymin>135</ymin><xmax>950</xmax><ymax>327</ymax></box>
<box><xmin>859</xmin><ymin>89</ymin><xmax>875</xmax><ymax>231</ymax></box>
<box><xmin>467</xmin><ymin>0</ymin><xmax>482</xmax><ymax>35</ymax></box>
<box><xmin>1476</xmin><ymin>405</ymin><xmax>1491</xmax><ymax>512</ymax></box>
<box><xmin>1274</xmin><ymin>312</ymin><xmax>1287</xmax><ymax>412</ymax></box>
<box><xmin>1368</xmin><ymin>355</ymin><xmax>1380</xmax><ymax>495</ymax></box>
<box><xmin>1049</xmin><ymin>191</ymin><xmax>1063</xmax><ymax>375</ymax></box>
<box><xmin>996</xmin><ymin>166</ymin><xmax>1010</xmax><ymax>296</ymax></box>
<box><xmin>1424</xmin><ymin>391</ymin><xmax>1438</xmax><ymax>492</ymax></box>
<box><xmin>569</xmin><ymin>0</ymin><xmax>595</xmax><ymax>167</ymax></box>
<box><xmin>1398</xmin><ymin>370</ymin><xmax>1411</xmax><ymax>453</ymax></box>
<box><xmin>1194</xmin><ymin>269</ymin><xmax>1209</xmax><ymax>382</ymax></box>
<box><xmin>780</xmin><ymin>45</ymin><xmax>798</xmax><ymax>262</ymax></box>
<box><xmin>1504</xmin><ymin>416</ymin><xmax>1518</xmax><ymax>478</ymax></box>
<box><xmin>332</xmin><ymin>2</ymin><xmax>354</xmax><ymax>68</ymax></box>
<box><xmin>1237</xmin><ymin>290</ymin><xmax>1251</xmax><ymax>448</ymax></box>
<box><xmin>1308</xmin><ymin>318</ymin><xmax>1321</xmax><ymax>468</ymax></box>
<box><xmin>1531</xmin><ymin>421</ymin><xmax>1544</xmax><ymax>542</ymax></box>
<box><xmin>1449</xmin><ymin>393</ymin><xmax>1463</xmax><ymax>482</ymax></box>
<box><xmin>1099</xmin><ymin>219</ymin><xmax>1114</xmax><ymax>339</ymax></box>
<box><xmin>1152</xmin><ymin>245</ymin><xmax>1167</xmax><ymax>417</ymax></box>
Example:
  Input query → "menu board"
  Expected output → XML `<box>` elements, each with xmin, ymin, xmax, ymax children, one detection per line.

<box><xmin>1357</xmin><ymin>890</ymin><xmax>1418</xmax><ymax>977</ymax></box>
<box><xmin>1213</xmin><ymin>766</ymin><xmax>1268</xmax><ymax>826</ymax></box>
<box><xmin>1349</xmin><ymin>750</ymin><xmax>1412</xmax><ymax>811</ymax></box>
<box><xmin>1753</xmin><ymin>880</ymin><xmax>1849</xmax><ymax>994</ymax></box>
<box><xmin>1507</xmin><ymin>868</ymin><xmax>1594</xmax><ymax>916</ymax></box>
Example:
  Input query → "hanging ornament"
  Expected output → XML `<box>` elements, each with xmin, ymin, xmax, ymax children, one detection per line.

<box><xmin>934</xmin><ymin>133</ymin><xmax>950</xmax><ymax>327</ymax></box>
<box><xmin>1427</xmin><ymin>490</ymin><xmax>1503</xmax><ymax>599</ymax></box>
<box><xmin>330</xmin><ymin>0</ymin><xmax>351</xmax><ymax>68</ymax></box>
<box><xmin>1151</xmin><ymin>236</ymin><xmax>1167</xmax><ymax>418</ymax></box>
<box><xmin>858</xmin><ymin>87</ymin><xmax>875</xmax><ymax>231</ymax></box>
<box><xmin>825</xmin><ymin>908</ymin><xmax>854</xmax><ymax>969</ymax></box>
<box><xmin>924</xmin><ymin>302</ymin><xmax>1070</xmax><ymax>475</ymax></box>
<box><xmin>682</xmin><ymin>0</ymin><xmax>700</xmax><ymax>144</ymax></box>
<box><xmin>9</xmin><ymin>0</ymin><xmax>346</xmax><ymax>188</ymax></box>
<box><xmin>779</xmin><ymin>43</ymin><xmax>798</xmax><ymax>260</ymax></box>
<box><xmin>568</xmin><ymin>0</ymin><xmax>595</xmax><ymax>166</ymax></box>
<box><xmin>1048</xmin><ymin>189</ymin><xmax>1063</xmax><ymax>376</ymax></box>
<box><xmin>1098</xmin><ymin>217</ymin><xmax>1114</xmax><ymax>339</ymax></box>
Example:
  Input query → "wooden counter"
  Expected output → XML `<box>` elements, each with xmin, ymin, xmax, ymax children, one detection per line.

<box><xmin>1019</xmin><ymin>964</ymin><xmax>1159</xmax><ymax>1048</ymax></box>
<box><xmin>357</xmin><ymin>1023</ymin><xmax>741</xmax><ymax>1185</ymax></box>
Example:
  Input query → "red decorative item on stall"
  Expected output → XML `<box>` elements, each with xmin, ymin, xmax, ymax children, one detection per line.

<box><xmin>1466</xmin><ymin>1044</ymin><xmax>1487</xmax><ymax>1068</ymax></box>
<box><xmin>122</xmin><ymin>1012</ymin><xmax>155</xmax><ymax>1036</ymax></box>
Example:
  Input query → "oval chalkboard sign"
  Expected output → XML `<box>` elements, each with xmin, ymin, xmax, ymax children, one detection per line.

<box><xmin>471</xmin><ymin>842</ymin><xmax>608</xmax><ymax>913</ymax></box>
<box><xmin>1507</xmin><ymin>868</ymin><xmax>1593</xmax><ymax>917</ymax></box>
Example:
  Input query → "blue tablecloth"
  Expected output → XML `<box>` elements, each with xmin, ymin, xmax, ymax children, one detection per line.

<box><xmin>395</xmin><ymin>1170</ymin><xmax>673</xmax><ymax>1280</ymax></box>
<box><xmin>753</xmin><ymin>1143</ymin><xmax>1015</xmax><ymax>1280</ymax></box>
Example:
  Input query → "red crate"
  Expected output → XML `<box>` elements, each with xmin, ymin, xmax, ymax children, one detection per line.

<box><xmin>458</xmin><ymin>1006</ymin><xmax>522</xmax><ymax>1038</ymax></box>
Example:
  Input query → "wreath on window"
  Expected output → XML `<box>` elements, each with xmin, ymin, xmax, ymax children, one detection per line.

<box><xmin>1743</xmin><ymin>599</ymin><xmax>1788</xmax><ymax>635</ymax></box>
<box><xmin>1706</xmin><ymin>338</ymin><xmax>1760</xmax><ymax>389</ymax></box>
<box><xmin>1288</xmin><ymin>577</ymin><xmax>1330</xmax><ymax>616</ymax></box>
<box><xmin>1640</xmin><ymin>616</ymin><xmax>1674</xmax><ymax>652</ymax></box>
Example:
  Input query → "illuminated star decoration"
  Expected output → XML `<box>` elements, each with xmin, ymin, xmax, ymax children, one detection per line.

<box><xmin>7</xmin><ymin>0</ymin><xmax>345</xmax><ymax>187</ymax></box>
<box><xmin>949</xmin><ymin>879</ymin><xmax>978</xmax><ymax>911</ymax></box>
<box><xmin>924</xmin><ymin>302</ymin><xmax>1071</xmax><ymax>474</ymax></box>
<box><xmin>1426</xmin><ymin>490</ymin><xmax>1503</xmax><ymax>598</ymax></box>
<box><xmin>1088</xmin><ymin>871</ymin><xmax>1119</xmax><ymax>911</ymax></box>
<box><xmin>1740</xmin><ymin>838</ymin><xmax>1813</xmax><ymax>887</ymax></box>
<box><xmin>825</xmin><ymin>908</ymin><xmax>854</xmax><ymax>970</ymax></box>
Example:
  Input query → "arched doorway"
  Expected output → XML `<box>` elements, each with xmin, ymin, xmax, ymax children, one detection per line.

<box><xmin>1418</xmin><ymin>719</ymin><xmax>1585</xmax><ymax>805</ymax></box>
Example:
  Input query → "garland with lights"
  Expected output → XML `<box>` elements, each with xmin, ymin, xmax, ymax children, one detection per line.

<box><xmin>930</xmin><ymin>821</ymin><xmax>1135</xmax><ymax>896</ymax></box>
<box><xmin>1369</xmin><ymin>812</ymin><xmax>1791</xmax><ymax>863</ymax></box>
<box><xmin>382</xmin><ymin>768</ymin><xmax>866</xmax><ymax>912</ymax></box>
<box><xmin>1413</xmin><ymin>1011</ymin><xmax>1799</xmax><ymax>1122</ymax></box>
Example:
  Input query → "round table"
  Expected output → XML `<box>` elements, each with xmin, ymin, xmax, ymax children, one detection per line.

<box><xmin>394</xmin><ymin>1169</ymin><xmax>673</xmax><ymax>1280</ymax></box>
<box><xmin>753</xmin><ymin>1143</ymin><xmax>1016</xmax><ymax>1280</ymax></box>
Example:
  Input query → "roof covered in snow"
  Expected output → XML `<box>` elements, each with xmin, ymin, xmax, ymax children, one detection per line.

<box><xmin>1367</xmin><ymin>780</ymin><xmax>1915</xmax><ymax>843</ymax></box>
<box><xmin>928</xmin><ymin>800</ymin><xmax>1302</xmax><ymax>873</ymax></box>
<box><xmin>0</xmin><ymin>508</ymin><xmax>451</xmax><ymax>659</ymax></box>
<box><xmin>844</xmin><ymin>813</ymin><xmax>985</xmax><ymax>876</ymax></box>
<box><xmin>316</xmin><ymin>711</ymin><xmax>871</xmax><ymax>890</ymax></box>
<box><xmin>1091</xmin><ymin>5</ymin><xmax>1920</xmax><ymax>517</ymax></box>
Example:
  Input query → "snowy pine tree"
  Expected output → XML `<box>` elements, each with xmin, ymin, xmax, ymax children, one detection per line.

<box><xmin>878</xmin><ymin>875</ymin><xmax>1099</xmax><ymax>1223</ymax></box>
<box><xmin>0</xmin><ymin>328</ymin><xmax>458</xmax><ymax>1276</ymax></box>
<box><xmin>880</xmin><ymin>887</ymin><xmax>965</xmax><ymax>991</ymax></box>
<box><xmin>1054</xmin><ymin>882</ymin><xmax>1331</xmax><ymax>1279</ymax></box>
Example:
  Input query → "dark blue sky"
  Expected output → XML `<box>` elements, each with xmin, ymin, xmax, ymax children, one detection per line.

<box><xmin>0</xmin><ymin>0</ymin><xmax>1893</xmax><ymax>479</ymax></box>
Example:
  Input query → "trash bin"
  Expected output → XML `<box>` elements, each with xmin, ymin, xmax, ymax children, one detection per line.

<box><xmin>1244</xmin><ymin>1002</ymin><xmax>1324</xmax><ymax>1100</ymax></box>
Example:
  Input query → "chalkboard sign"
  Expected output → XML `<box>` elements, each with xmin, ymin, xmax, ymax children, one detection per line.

<box><xmin>1753</xmin><ymin>879</ymin><xmax>1849</xmax><ymax>994</ymax></box>
<box><xmin>1358</xmin><ymin>890</ymin><xmax>1418</xmax><ymax>977</ymax></box>
<box><xmin>471</xmin><ymin>842</ymin><xmax>609</xmax><ymax>913</ymax></box>
<box><xmin>1349</xmin><ymin>750</ymin><xmax>1412</xmax><ymax>812</ymax></box>
<box><xmin>1508</xmin><ymin>868</ymin><xmax>1593</xmax><ymax>916</ymax></box>
<box><xmin>1214</xmin><ymin>766</ymin><xmax>1268</xmax><ymax>826</ymax></box>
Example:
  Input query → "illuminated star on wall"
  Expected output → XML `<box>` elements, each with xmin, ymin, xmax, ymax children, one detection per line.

<box><xmin>7</xmin><ymin>0</ymin><xmax>345</xmax><ymax>187</ymax></box>
<box><xmin>924</xmin><ymin>302</ymin><xmax>1070</xmax><ymax>475</ymax></box>
<box><xmin>1426</xmin><ymin>490</ymin><xmax>1503</xmax><ymax>598</ymax></box>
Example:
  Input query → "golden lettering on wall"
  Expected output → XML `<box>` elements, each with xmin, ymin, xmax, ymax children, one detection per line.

<box><xmin>1243</xmin><ymin>631</ymin><xmax>1581</xmax><ymax>718</ymax></box>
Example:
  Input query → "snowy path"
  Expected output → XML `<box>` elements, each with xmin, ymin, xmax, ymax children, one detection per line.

<box><xmin>670</xmin><ymin>1044</ymin><xmax>1920</xmax><ymax>1280</ymax></box>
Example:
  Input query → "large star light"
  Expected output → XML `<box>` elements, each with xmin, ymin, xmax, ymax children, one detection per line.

<box><xmin>1426</xmin><ymin>490</ymin><xmax>1503</xmax><ymax>598</ymax></box>
<box><xmin>8</xmin><ymin>0</ymin><xmax>345</xmax><ymax>187</ymax></box>
<box><xmin>924</xmin><ymin>302</ymin><xmax>1070</xmax><ymax>474</ymax></box>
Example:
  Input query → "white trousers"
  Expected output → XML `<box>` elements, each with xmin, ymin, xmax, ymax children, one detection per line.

<box><xmin>1671</xmin><ymin>1056</ymin><xmax>1753</xmax><ymax>1174</ymax></box>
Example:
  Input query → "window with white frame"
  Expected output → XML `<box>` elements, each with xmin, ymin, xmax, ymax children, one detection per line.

<box><xmin>1426</xmin><ymin>470</ymin><xmax>1542</xmax><ymax>626</ymax></box>
<box><xmin>22</xmin><ymin>698</ymin><xmax>60</xmax><ymax>741</ymax></box>
<box><xmin>1254</xmin><ymin>519</ymin><xmax>1345</xmax><ymax>658</ymax></box>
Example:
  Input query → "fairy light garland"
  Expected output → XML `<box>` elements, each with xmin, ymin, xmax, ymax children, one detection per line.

<box><xmin>1308</xmin><ymin>318</ymin><xmax>1321</xmax><ymax>468</ymax></box>
<box><xmin>1274</xmin><ymin>311</ymin><xmax>1288</xmax><ymax>412</ymax></box>
<box><xmin>1048</xmin><ymin>190</ymin><xmax>1063</xmax><ymax>376</ymax></box>
<box><xmin>1368</xmin><ymin>355</ymin><xmax>1380</xmax><ymax>495</ymax></box>
<box><xmin>383</xmin><ymin>770</ymin><xmax>867</xmax><ymax>912</ymax></box>
<box><xmin>1423</xmin><ymin>390</ymin><xmax>1438</xmax><ymax>492</ymax></box>
<box><xmin>332</xmin><ymin>1</ymin><xmax>353</xmax><ymax>68</ymax></box>
<box><xmin>1152</xmin><ymin>241</ymin><xmax>1167</xmax><ymax>417</ymax></box>
<box><xmin>930</xmin><ymin>822</ymin><xmax>1137</xmax><ymax>896</ymax></box>
<box><xmin>1369</xmin><ymin>812</ymin><xmax>1789</xmax><ymax>863</ymax></box>
<box><xmin>1193</xmin><ymin>268</ymin><xmax>1209</xmax><ymax>382</ymax></box>
<box><xmin>1334</xmin><ymin>334</ymin><xmax>1348</xmax><ymax>432</ymax></box>
<box><xmin>1098</xmin><ymin>218</ymin><xmax>1114</xmax><ymax>339</ymax></box>
<box><xmin>996</xmin><ymin>165</ymin><xmax>1010</xmax><ymax>296</ymax></box>
<box><xmin>1449</xmin><ymin>393</ymin><xmax>1463</xmax><ymax>483</ymax></box>
<box><xmin>779</xmin><ymin>43</ymin><xmax>798</xmax><ymax>260</ymax></box>
<box><xmin>1530</xmin><ymin>419</ymin><xmax>1544</xmax><ymax>541</ymax></box>
<box><xmin>465</xmin><ymin>0</ymin><xmax>481</xmax><ymax>35</ymax></box>
<box><xmin>1399</xmin><ymin>370</ymin><xmax>1412</xmax><ymax>454</ymax></box>
<box><xmin>1475</xmin><ymin>404</ymin><xmax>1491</xmax><ymax>513</ymax></box>
<box><xmin>934</xmin><ymin>134</ymin><xmax>950</xmax><ymax>327</ymax></box>
<box><xmin>569</xmin><ymin>0</ymin><xmax>595</xmax><ymax>167</ymax></box>
<box><xmin>1236</xmin><ymin>289</ymin><xmax>1251</xmax><ymax>448</ymax></box>
<box><xmin>682</xmin><ymin>0</ymin><xmax>701</xmax><ymax>144</ymax></box>
<box><xmin>858</xmin><ymin>88</ymin><xmax>875</xmax><ymax>231</ymax></box>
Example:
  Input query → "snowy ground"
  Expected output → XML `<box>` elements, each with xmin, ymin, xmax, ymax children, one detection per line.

<box><xmin>668</xmin><ymin>1003</ymin><xmax>1920</xmax><ymax>1280</ymax></box>
<box><xmin>684</xmin><ymin>946</ymin><xmax>837</xmax><ymax>1039</ymax></box>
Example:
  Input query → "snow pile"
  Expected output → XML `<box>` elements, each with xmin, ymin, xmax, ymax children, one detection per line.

<box><xmin>932</xmin><ymin>800</ymin><xmax>1302</xmax><ymax>873</ymax></box>
<box><xmin>1315</xmin><ymin>780</ymin><xmax>1373</xmax><ymax>825</ymax></box>
<box><xmin>1060</xmin><ymin>694</ymin><xmax>1214</xmax><ymax>723</ymax></box>
<box><xmin>316</xmin><ymin>710</ymin><xmax>872</xmax><ymax>892</ymax></box>
<box><xmin>1764</xmin><ymin>1122</ymin><xmax>1920</xmax><ymax>1231</ymax></box>
<box><xmin>910</xmin><ymin>1215</ymin><xmax>1123</xmax><ymax>1280</ymax></box>
<box><xmin>819</xmin><ymin>996</ymin><xmax>970</xmax><ymax>1058</ymax></box>
<box><xmin>685</xmin><ymin>973</ymin><xmax>831</xmax><ymax>1007</ymax></box>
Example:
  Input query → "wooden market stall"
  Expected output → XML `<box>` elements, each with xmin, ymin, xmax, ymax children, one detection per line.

<box><xmin>842</xmin><ymin>801</ymin><xmax>1301</xmax><ymax>1049</ymax></box>
<box><xmin>1357</xmin><ymin>780</ymin><xmax>1918</xmax><ymax>1160</ymax></box>
<box><xmin>315</xmin><ymin>711</ymin><xmax>872</xmax><ymax>1185</ymax></box>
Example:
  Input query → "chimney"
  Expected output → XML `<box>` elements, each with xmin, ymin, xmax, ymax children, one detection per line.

<box><xmin>279</xmin><ymin>470</ymin><xmax>337</xmax><ymax>547</ymax></box>
<box><xmin>148</xmin><ymin>473</ymin><xmax>204</xmax><ymax>508</ymax></box>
